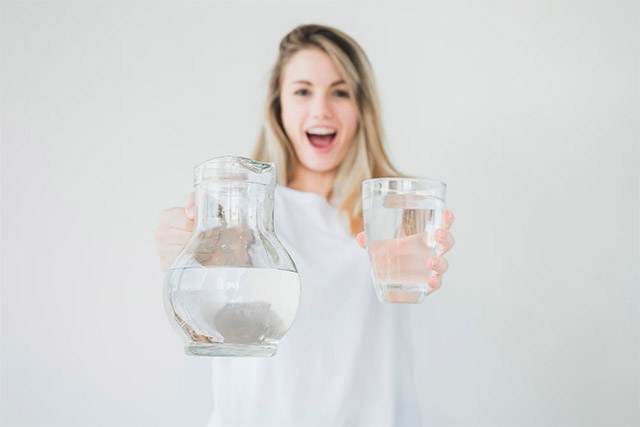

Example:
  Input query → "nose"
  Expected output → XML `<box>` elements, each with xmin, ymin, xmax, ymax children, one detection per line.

<box><xmin>310</xmin><ymin>93</ymin><xmax>333</xmax><ymax>120</ymax></box>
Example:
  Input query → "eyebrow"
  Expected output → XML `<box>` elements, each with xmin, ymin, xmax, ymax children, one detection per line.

<box><xmin>291</xmin><ymin>79</ymin><xmax>346</xmax><ymax>86</ymax></box>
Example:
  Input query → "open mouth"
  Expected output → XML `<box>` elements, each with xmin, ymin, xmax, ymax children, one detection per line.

<box><xmin>306</xmin><ymin>131</ymin><xmax>337</xmax><ymax>151</ymax></box>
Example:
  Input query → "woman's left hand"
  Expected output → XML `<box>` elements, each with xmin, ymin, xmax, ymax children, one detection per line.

<box><xmin>356</xmin><ymin>209</ymin><xmax>455</xmax><ymax>295</ymax></box>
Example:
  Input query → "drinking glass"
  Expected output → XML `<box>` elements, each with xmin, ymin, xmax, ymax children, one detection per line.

<box><xmin>362</xmin><ymin>178</ymin><xmax>446</xmax><ymax>304</ymax></box>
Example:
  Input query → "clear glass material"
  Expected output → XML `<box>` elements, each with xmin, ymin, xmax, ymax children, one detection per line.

<box><xmin>163</xmin><ymin>156</ymin><xmax>301</xmax><ymax>357</ymax></box>
<box><xmin>362</xmin><ymin>178</ymin><xmax>446</xmax><ymax>304</ymax></box>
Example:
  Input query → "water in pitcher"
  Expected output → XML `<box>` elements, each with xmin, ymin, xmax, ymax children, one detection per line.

<box><xmin>164</xmin><ymin>266</ymin><xmax>300</xmax><ymax>347</ymax></box>
<box><xmin>364</xmin><ymin>194</ymin><xmax>444</xmax><ymax>303</ymax></box>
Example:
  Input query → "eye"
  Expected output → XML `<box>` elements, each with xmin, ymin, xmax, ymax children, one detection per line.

<box><xmin>334</xmin><ymin>90</ymin><xmax>349</xmax><ymax>98</ymax></box>
<box><xmin>294</xmin><ymin>89</ymin><xmax>310</xmax><ymax>96</ymax></box>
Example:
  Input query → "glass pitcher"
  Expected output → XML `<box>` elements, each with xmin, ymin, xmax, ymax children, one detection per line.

<box><xmin>163</xmin><ymin>156</ymin><xmax>300</xmax><ymax>357</ymax></box>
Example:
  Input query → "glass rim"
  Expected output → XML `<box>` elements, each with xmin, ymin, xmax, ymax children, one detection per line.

<box><xmin>195</xmin><ymin>156</ymin><xmax>275</xmax><ymax>171</ymax></box>
<box><xmin>193</xmin><ymin>156</ymin><xmax>276</xmax><ymax>186</ymax></box>
<box><xmin>362</xmin><ymin>177</ymin><xmax>446</xmax><ymax>202</ymax></box>
<box><xmin>362</xmin><ymin>177</ymin><xmax>446</xmax><ymax>188</ymax></box>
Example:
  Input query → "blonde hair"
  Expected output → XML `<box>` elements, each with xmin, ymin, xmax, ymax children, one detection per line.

<box><xmin>252</xmin><ymin>24</ymin><xmax>407</xmax><ymax>236</ymax></box>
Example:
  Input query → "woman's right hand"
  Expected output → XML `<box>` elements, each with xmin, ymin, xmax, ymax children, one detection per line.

<box><xmin>155</xmin><ymin>192</ymin><xmax>195</xmax><ymax>272</ymax></box>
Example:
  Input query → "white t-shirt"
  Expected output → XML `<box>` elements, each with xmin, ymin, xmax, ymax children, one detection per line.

<box><xmin>206</xmin><ymin>184</ymin><xmax>423</xmax><ymax>427</ymax></box>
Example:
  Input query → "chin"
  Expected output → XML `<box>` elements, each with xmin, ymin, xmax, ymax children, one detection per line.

<box><xmin>302</xmin><ymin>161</ymin><xmax>338</xmax><ymax>173</ymax></box>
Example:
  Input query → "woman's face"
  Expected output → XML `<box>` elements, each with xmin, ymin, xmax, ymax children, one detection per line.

<box><xmin>280</xmin><ymin>48</ymin><xmax>359</xmax><ymax>174</ymax></box>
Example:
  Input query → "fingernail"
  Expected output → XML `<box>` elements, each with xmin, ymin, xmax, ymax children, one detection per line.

<box><xmin>430</xmin><ymin>258</ymin><xmax>439</xmax><ymax>268</ymax></box>
<box><xmin>438</xmin><ymin>230</ymin><xmax>447</xmax><ymax>241</ymax></box>
<box><xmin>448</xmin><ymin>211</ymin><xmax>454</xmax><ymax>222</ymax></box>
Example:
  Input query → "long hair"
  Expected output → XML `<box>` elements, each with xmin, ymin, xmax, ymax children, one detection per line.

<box><xmin>252</xmin><ymin>24</ymin><xmax>407</xmax><ymax>236</ymax></box>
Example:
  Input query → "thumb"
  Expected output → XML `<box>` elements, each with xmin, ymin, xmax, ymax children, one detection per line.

<box><xmin>185</xmin><ymin>192</ymin><xmax>195</xmax><ymax>220</ymax></box>
<box><xmin>356</xmin><ymin>232</ymin><xmax>367</xmax><ymax>249</ymax></box>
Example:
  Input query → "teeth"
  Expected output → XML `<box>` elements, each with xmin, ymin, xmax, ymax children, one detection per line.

<box><xmin>307</xmin><ymin>127</ymin><xmax>336</xmax><ymax>135</ymax></box>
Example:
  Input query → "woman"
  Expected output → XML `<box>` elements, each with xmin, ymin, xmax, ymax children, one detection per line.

<box><xmin>155</xmin><ymin>24</ymin><xmax>455</xmax><ymax>426</ymax></box>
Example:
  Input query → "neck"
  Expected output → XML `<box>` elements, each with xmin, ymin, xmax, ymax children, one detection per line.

<box><xmin>287</xmin><ymin>165</ymin><xmax>335</xmax><ymax>199</ymax></box>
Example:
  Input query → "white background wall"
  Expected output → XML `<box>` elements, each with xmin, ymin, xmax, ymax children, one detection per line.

<box><xmin>1</xmin><ymin>1</ymin><xmax>638</xmax><ymax>426</ymax></box>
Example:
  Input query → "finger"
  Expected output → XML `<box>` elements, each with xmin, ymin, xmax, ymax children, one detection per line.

<box><xmin>356</xmin><ymin>232</ymin><xmax>367</xmax><ymax>249</ymax></box>
<box><xmin>427</xmin><ymin>273</ymin><xmax>442</xmax><ymax>294</ymax></box>
<box><xmin>159</xmin><ymin>207</ymin><xmax>194</xmax><ymax>231</ymax></box>
<box><xmin>185</xmin><ymin>192</ymin><xmax>195</xmax><ymax>209</ymax></box>
<box><xmin>160</xmin><ymin>228</ymin><xmax>192</xmax><ymax>245</ymax></box>
<box><xmin>435</xmin><ymin>229</ymin><xmax>455</xmax><ymax>256</ymax></box>
<box><xmin>185</xmin><ymin>206</ymin><xmax>195</xmax><ymax>220</ymax></box>
<box><xmin>368</xmin><ymin>233</ymin><xmax>433</xmax><ymax>263</ymax></box>
<box><xmin>185</xmin><ymin>193</ymin><xmax>196</xmax><ymax>219</ymax></box>
<box><xmin>443</xmin><ymin>209</ymin><xmax>454</xmax><ymax>230</ymax></box>
<box><xmin>427</xmin><ymin>256</ymin><xmax>449</xmax><ymax>275</ymax></box>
